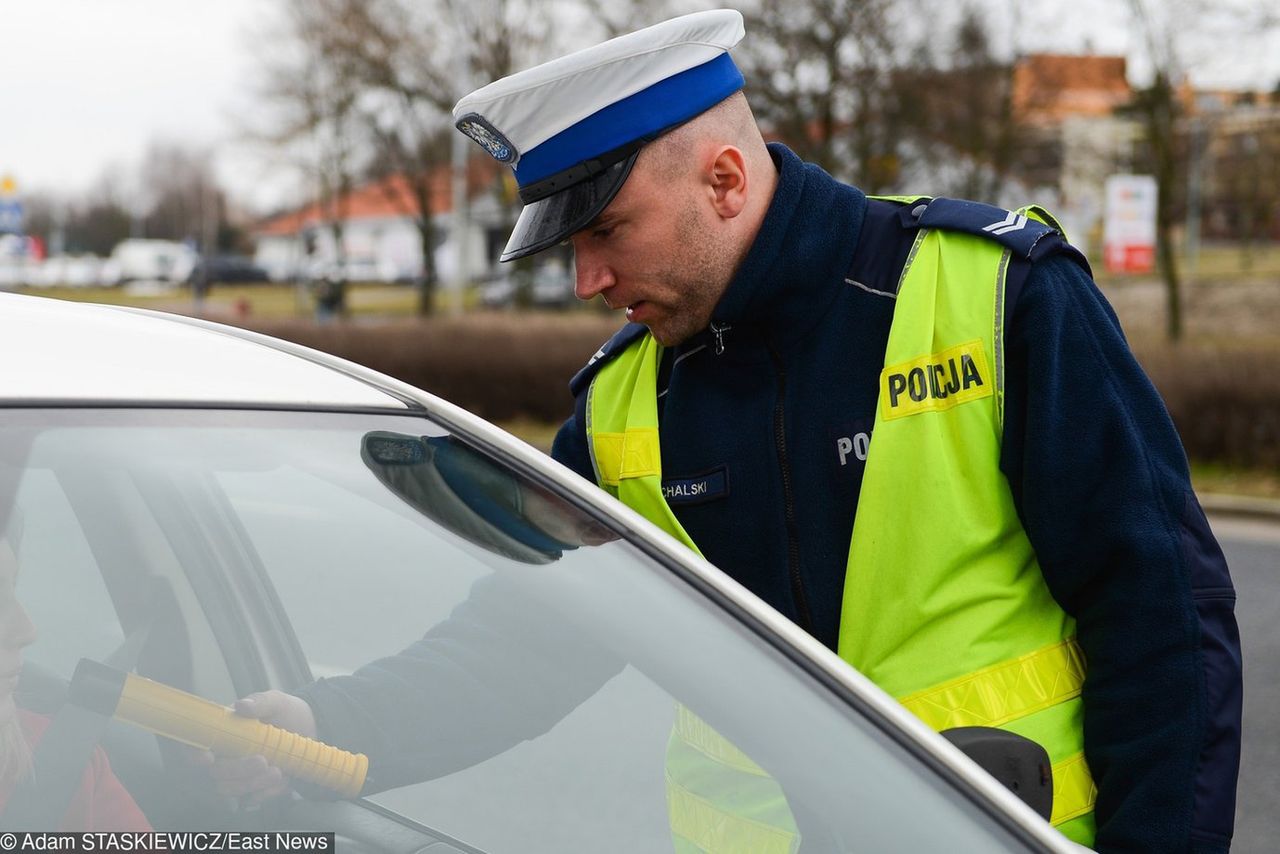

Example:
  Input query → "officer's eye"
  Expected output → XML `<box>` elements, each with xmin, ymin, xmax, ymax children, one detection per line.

<box><xmin>592</xmin><ymin>226</ymin><xmax>614</xmax><ymax>240</ymax></box>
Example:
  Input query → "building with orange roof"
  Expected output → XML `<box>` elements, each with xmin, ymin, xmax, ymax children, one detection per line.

<box><xmin>1012</xmin><ymin>54</ymin><xmax>1132</xmax><ymax>127</ymax></box>
<box><xmin>252</xmin><ymin>158</ymin><xmax>512</xmax><ymax>285</ymax></box>
<box><xmin>1001</xmin><ymin>53</ymin><xmax>1140</xmax><ymax>254</ymax></box>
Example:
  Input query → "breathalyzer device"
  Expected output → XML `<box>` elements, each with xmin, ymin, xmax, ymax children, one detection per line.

<box><xmin>69</xmin><ymin>659</ymin><xmax>368</xmax><ymax>798</ymax></box>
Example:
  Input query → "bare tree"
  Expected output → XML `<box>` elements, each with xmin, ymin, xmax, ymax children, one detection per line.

<box><xmin>733</xmin><ymin>0</ymin><xmax>908</xmax><ymax>191</ymax></box>
<box><xmin>579</xmin><ymin>0</ymin><xmax>703</xmax><ymax>39</ymax></box>
<box><xmin>1123</xmin><ymin>0</ymin><xmax>1277</xmax><ymax>340</ymax></box>
<box><xmin>138</xmin><ymin>142</ymin><xmax>226</xmax><ymax>251</ymax></box>
<box><xmin>250</xmin><ymin>0</ymin><xmax>558</xmax><ymax>314</ymax></box>
<box><xmin>1123</xmin><ymin>0</ymin><xmax>1193</xmax><ymax>341</ymax></box>
<box><xmin>250</xmin><ymin>0</ymin><xmax>367</xmax><ymax>290</ymax></box>
<box><xmin>310</xmin><ymin>0</ymin><xmax>456</xmax><ymax>313</ymax></box>
<box><xmin>1213</xmin><ymin>115</ymin><xmax>1280</xmax><ymax>267</ymax></box>
<box><xmin>38</xmin><ymin>171</ymin><xmax>135</xmax><ymax>257</ymax></box>
<box><xmin>894</xmin><ymin>6</ymin><xmax>1031</xmax><ymax>201</ymax></box>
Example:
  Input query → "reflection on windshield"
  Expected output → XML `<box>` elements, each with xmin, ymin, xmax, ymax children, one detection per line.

<box><xmin>362</xmin><ymin>431</ymin><xmax>579</xmax><ymax>564</ymax></box>
<box><xmin>0</xmin><ymin>410</ymin><xmax>1024</xmax><ymax>851</ymax></box>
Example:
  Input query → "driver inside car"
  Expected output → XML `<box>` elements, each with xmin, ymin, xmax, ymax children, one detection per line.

<box><xmin>0</xmin><ymin>526</ymin><xmax>151</xmax><ymax>831</ymax></box>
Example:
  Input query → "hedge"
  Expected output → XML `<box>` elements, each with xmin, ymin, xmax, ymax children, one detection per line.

<box><xmin>249</xmin><ymin>316</ymin><xmax>1280</xmax><ymax>469</ymax></box>
<box><xmin>250</xmin><ymin>314</ymin><xmax>619</xmax><ymax>423</ymax></box>
<box><xmin>1136</xmin><ymin>343</ymin><xmax>1280</xmax><ymax>470</ymax></box>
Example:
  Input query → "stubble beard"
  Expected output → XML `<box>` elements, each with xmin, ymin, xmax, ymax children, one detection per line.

<box><xmin>644</xmin><ymin>199</ymin><xmax>729</xmax><ymax>347</ymax></box>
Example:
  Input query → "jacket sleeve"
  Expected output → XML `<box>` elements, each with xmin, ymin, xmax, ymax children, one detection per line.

<box><xmin>550</xmin><ymin>390</ymin><xmax>595</xmax><ymax>482</ymax></box>
<box><xmin>295</xmin><ymin>388</ymin><xmax>611</xmax><ymax>791</ymax></box>
<box><xmin>295</xmin><ymin>570</ymin><xmax>624</xmax><ymax>792</ymax></box>
<box><xmin>1001</xmin><ymin>254</ymin><xmax>1242</xmax><ymax>853</ymax></box>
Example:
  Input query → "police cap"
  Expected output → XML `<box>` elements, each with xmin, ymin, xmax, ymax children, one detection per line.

<box><xmin>452</xmin><ymin>10</ymin><xmax>746</xmax><ymax>261</ymax></box>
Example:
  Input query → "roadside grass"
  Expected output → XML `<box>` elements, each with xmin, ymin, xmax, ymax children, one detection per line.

<box><xmin>13</xmin><ymin>280</ymin><xmax>609</xmax><ymax>319</ymax></box>
<box><xmin>1191</xmin><ymin>463</ymin><xmax>1280</xmax><ymax>501</ymax></box>
<box><xmin>15</xmin><ymin>282</ymin><xmax>431</xmax><ymax>319</ymax></box>
<box><xmin>1183</xmin><ymin>243</ymin><xmax>1280</xmax><ymax>283</ymax></box>
<box><xmin>1094</xmin><ymin>243</ymin><xmax>1280</xmax><ymax>288</ymax></box>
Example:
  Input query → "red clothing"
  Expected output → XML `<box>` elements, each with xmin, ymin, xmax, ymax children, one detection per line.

<box><xmin>0</xmin><ymin>710</ymin><xmax>151</xmax><ymax>831</ymax></box>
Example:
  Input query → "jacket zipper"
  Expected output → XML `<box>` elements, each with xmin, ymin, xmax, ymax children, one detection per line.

<box><xmin>766</xmin><ymin>340</ymin><xmax>814</xmax><ymax>634</ymax></box>
<box><xmin>710</xmin><ymin>321</ymin><xmax>732</xmax><ymax>355</ymax></box>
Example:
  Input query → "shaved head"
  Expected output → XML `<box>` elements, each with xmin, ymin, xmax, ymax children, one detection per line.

<box><xmin>642</xmin><ymin>93</ymin><xmax>771</xmax><ymax>182</ymax></box>
<box><xmin>569</xmin><ymin>91</ymin><xmax>779</xmax><ymax>346</ymax></box>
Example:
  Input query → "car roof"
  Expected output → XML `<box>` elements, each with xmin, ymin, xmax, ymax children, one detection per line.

<box><xmin>0</xmin><ymin>293</ymin><xmax>409</xmax><ymax>409</ymax></box>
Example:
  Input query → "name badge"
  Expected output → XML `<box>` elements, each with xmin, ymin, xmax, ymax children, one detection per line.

<box><xmin>662</xmin><ymin>466</ymin><xmax>729</xmax><ymax>506</ymax></box>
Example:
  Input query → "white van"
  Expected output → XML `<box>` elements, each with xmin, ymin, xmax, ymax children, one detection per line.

<box><xmin>105</xmin><ymin>239</ymin><xmax>198</xmax><ymax>285</ymax></box>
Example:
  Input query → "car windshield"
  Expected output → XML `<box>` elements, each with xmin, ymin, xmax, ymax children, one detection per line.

<box><xmin>0</xmin><ymin>408</ymin><xmax>1037</xmax><ymax>852</ymax></box>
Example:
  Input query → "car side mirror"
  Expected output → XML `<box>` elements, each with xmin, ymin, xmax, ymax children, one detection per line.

<box><xmin>940</xmin><ymin>726</ymin><xmax>1054</xmax><ymax>821</ymax></box>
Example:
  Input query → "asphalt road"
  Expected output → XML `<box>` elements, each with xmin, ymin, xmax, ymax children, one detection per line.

<box><xmin>1212</xmin><ymin>514</ymin><xmax>1280</xmax><ymax>854</ymax></box>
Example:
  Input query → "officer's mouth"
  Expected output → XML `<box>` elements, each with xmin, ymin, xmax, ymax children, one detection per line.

<box><xmin>625</xmin><ymin>301</ymin><xmax>652</xmax><ymax>322</ymax></box>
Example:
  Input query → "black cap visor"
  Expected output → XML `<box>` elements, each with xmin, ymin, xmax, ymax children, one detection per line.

<box><xmin>500</xmin><ymin>152</ymin><xmax>639</xmax><ymax>262</ymax></box>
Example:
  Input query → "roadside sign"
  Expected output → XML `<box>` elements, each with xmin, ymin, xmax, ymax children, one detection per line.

<box><xmin>1103</xmin><ymin>174</ymin><xmax>1157</xmax><ymax>274</ymax></box>
<box><xmin>0</xmin><ymin>200</ymin><xmax>22</xmax><ymax>234</ymax></box>
<box><xmin>0</xmin><ymin>175</ymin><xmax>21</xmax><ymax>233</ymax></box>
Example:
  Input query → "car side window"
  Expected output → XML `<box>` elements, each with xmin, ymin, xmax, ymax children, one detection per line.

<box><xmin>216</xmin><ymin>447</ymin><xmax>679</xmax><ymax>852</ymax></box>
<box><xmin>217</xmin><ymin>466</ymin><xmax>487</xmax><ymax>676</ymax></box>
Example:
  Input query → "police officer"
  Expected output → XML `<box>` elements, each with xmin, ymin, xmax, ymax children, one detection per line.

<box><xmin>221</xmin><ymin>11</ymin><xmax>1241</xmax><ymax>851</ymax></box>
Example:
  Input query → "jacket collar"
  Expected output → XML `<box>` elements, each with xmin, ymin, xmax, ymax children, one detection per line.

<box><xmin>702</xmin><ymin>143</ymin><xmax>867</xmax><ymax>350</ymax></box>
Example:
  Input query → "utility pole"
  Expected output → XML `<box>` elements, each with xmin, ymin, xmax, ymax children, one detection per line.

<box><xmin>1184</xmin><ymin>115</ymin><xmax>1205</xmax><ymax>283</ymax></box>
<box><xmin>450</xmin><ymin>125</ymin><xmax>470</xmax><ymax>317</ymax></box>
<box><xmin>449</xmin><ymin>34</ymin><xmax>472</xmax><ymax>317</ymax></box>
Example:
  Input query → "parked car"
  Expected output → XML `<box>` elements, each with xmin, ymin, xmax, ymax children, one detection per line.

<box><xmin>0</xmin><ymin>234</ymin><xmax>37</xmax><ymax>290</ymax></box>
<box><xmin>187</xmin><ymin>255</ymin><xmax>270</xmax><ymax>286</ymax></box>
<box><xmin>476</xmin><ymin>262</ymin><xmax>575</xmax><ymax>309</ymax></box>
<box><xmin>299</xmin><ymin>256</ymin><xmax>401</xmax><ymax>285</ymax></box>
<box><xmin>0</xmin><ymin>293</ymin><xmax>1078</xmax><ymax>851</ymax></box>
<box><xmin>28</xmin><ymin>254</ymin><xmax>105</xmax><ymax>288</ymax></box>
<box><xmin>528</xmin><ymin>261</ymin><xmax>575</xmax><ymax>307</ymax></box>
<box><xmin>476</xmin><ymin>269</ymin><xmax>518</xmax><ymax>307</ymax></box>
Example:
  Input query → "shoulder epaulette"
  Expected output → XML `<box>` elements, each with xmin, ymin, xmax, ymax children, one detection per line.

<box><xmin>569</xmin><ymin>321</ymin><xmax>650</xmax><ymax>396</ymax></box>
<box><xmin>913</xmin><ymin>198</ymin><xmax>1070</xmax><ymax>262</ymax></box>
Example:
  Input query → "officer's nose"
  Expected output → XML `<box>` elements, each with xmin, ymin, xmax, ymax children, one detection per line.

<box><xmin>572</xmin><ymin>243</ymin><xmax>616</xmax><ymax>302</ymax></box>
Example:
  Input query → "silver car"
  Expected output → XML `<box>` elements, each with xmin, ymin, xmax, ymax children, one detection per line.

<box><xmin>0</xmin><ymin>293</ymin><xmax>1078</xmax><ymax>851</ymax></box>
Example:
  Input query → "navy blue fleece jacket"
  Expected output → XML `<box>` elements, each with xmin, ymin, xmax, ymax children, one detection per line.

<box><xmin>550</xmin><ymin>145</ymin><xmax>1242</xmax><ymax>852</ymax></box>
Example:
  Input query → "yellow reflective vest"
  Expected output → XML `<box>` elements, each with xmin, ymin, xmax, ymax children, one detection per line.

<box><xmin>584</xmin><ymin>203</ymin><xmax>1097</xmax><ymax>849</ymax></box>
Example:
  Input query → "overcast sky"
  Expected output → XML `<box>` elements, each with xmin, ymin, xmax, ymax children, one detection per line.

<box><xmin>1</xmin><ymin>0</ymin><xmax>1277</xmax><ymax>215</ymax></box>
<box><xmin>0</xmin><ymin>0</ymin><xmax>284</xmax><ymax>211</ymax></box>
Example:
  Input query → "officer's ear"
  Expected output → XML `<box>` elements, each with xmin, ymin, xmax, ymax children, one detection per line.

<box><xmin>705</xmin><ymin>145</ymin><xmax>749</xmax><ymax>220</ymax></box>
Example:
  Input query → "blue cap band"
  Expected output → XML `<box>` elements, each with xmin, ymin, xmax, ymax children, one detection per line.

<box><xmin>513</xmin><ymin>53</ymin><xmax>744</xmax><ymax>187</ymax></box>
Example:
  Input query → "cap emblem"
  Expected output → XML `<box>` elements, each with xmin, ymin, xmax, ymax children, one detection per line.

<box><xmin>456</xmin><ymin>114</ymin><xmax>518</xmax><ymax>164</ymax></box>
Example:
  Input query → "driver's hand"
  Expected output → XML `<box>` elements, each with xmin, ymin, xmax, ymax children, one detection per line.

<box><xmin>198</xmin><ymin>691</ymin><xmax>318</xmax><ymax>807</ymax></box>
